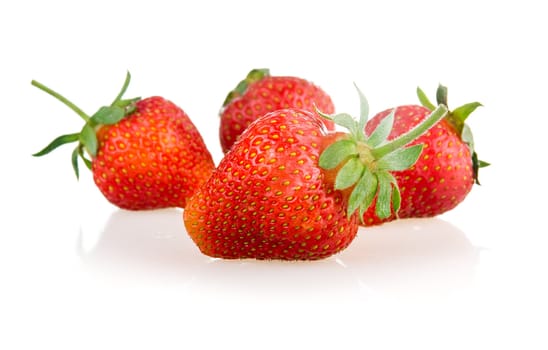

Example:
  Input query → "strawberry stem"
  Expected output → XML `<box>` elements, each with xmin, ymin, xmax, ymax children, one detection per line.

<box><xmin>32</xmin><ymin>72</ymin><xmax>138</xmax><ymax>180</ymax></box>
<box><xmin>319</xmin><ymin>89</ymin><xmax>449</xmax><ymax>221</ymax></box>
<box><xmin>31</xmin><ymin>80</ymin><xmax>90</xmax><ymax>122</ymax></box>
<box><xmin>370</xmin><ymin>104</ymin><xmax>448</xmax><ymax>159</ymax></box>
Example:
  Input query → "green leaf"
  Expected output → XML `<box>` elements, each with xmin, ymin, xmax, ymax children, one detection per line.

<box><xmin>116</xmin><ymin>97</ymin><xmax>140</xmax><ymax>108</ymax></box>
<box><xmin>111</xmin><ymin>71</ymin><xmax>131</xmax><ymax>106</ymax></box>
<box><xmin>114</xmin><ymin>97</ymin><xmax>141</xmax><ymax>115</ymax></box>
<box><xmin>222</xmin><ymin>90</ymin><xmax>239</xmax><ymax>108</ymax></box>
<box><xmin>376</xmin><ymin>144</ymin><xmax>423</xmax><ymax>171</ymax></box>
<box><xmin>471</xmin><ymin>151</ymin><xmax>490</xmax><ymax>185</ymax></box>
<box><xmin>234</xmin><ymin>80</ymin><xmax>248</xmax><ymax>95</ymax></box>
<box><xmin>479</xmin><ymin>160</ymin><xmax>490</xmax><ymax>168</ymax></box>
<box><xmin>359</xmin><ymin>172</ymin><xmax>379</xmax><ymax>220</ymax></box>
<box><xmin>461</xmin><ymin>124</ymin><xmax>475</xmax><ymax>148</ymax></box>
<box><xmin>417</xmin><ymin>87</ymin><xmax>436</xmax><ymax>111</ymax></box>
<box><xmin>71</xmin><ymin>146</ymin><xmax>80</xmax><ymax>179</ymax></box>
<box><xmin>452</xmin><ymin>102</ymin><xmax>482</xmax><ymax>126</ymax></box>
<box><xmin>354</xmin><ymin>83</ymin><xmax>369</xmax><ymax>134</ymax></box>
<box><xmin>335</xmin><ymin>157</ymin><xmax>365</xmax><ymax>190</ymax></box>
<box><xmin>80</xmin><ymin>123</ymin><xmax>98</xmax><ymax>157</ymax></box>
<box><xmin>222</xmin><ymin>69</ymin><xmax>269</xmax><ymax>107</ymax></box>
<box><xmin>375</xmin><ymin>173</ymin><xmax>393</xmax><ymax>219</ymax></box>
<box><xmin>78</xmin><ymin>145</ymin><xmax>92</xmax><ymax>170</ymax></box>
<box><xmin>436</xmin><ymin>84</ymin><xmax>448</xmax><ymax>106</ymax></box>
<box><xmin>32</xmin><ymin>133</ymin><xmax>80</xmax><ymax>157</ymax></box>
<box><xmin>391</xmin><ymin>184</ymin><xmax>401</xmax><ymax>215</ymax></box>
<box><xmin>319</xmin><ymin>139</ymin><xmax>357</xmax><ymax>170</ymax></box>
<box><xmin>332</xmin><ymin>113</ymin><xmax>358</xmax><ymax>136</ymax></box>
<box><xmin>367</xmin><ymin>109</ymin><xmax>395</xmax><ymax>147</ymax></box>
<box><xmin>91</xmin><ymin>106</ymin><xmax>125</xmax><ymax>125</ymax></box>
<box><xmin>347</xmin><ymin>167</ymin><xmax>377</xmax><ymax>219</ymax></box>
<box><xmin>314</xmin><ymin>105</ymin><xmax>335</xmax><ymax>121</ymax></box>
<box><xmin>246</xmin><ymin>68</ymin><xmax>270</xmax><ymax>83</ymax></box>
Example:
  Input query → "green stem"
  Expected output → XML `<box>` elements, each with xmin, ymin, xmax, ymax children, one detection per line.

<box><xmin>371</xmin><ymin>104</ymin><xmax>448</xmax><ymax>158</ymax></box>
<box><xmin>31</xmin><ymin>80</ymin><xmax>90</xmax><ymax>122</ymax></box>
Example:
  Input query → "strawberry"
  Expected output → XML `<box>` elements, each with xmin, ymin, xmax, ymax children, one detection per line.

<box><xmin>361</xmin><ymin>85</ymin><xmax>488</xmax><ymax>225</ymax></box>
<box><xmin>183</xmin><ymin>86</ymin><xmax>448</xmax><ymax>260</ymax></box>
<box><xmin>32</xmin><ymin>72</ymin><xmax>215</xmax><ymax>210</ymax></box>
<box><xmin>219</xmin><ymin>68</ymin><xmax>335</xmax><ymax>153</ymax></box>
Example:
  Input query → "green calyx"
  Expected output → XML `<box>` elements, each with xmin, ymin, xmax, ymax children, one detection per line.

<box><xmin>221</xmin><ymin>68</ymin><xmax>270</xmax><ymax>108</ymax></box>
<box><xmin>417</xmin><ymin>84</ymin><xmax>489</xmax><ymax>184</ymax></box>
<box><xmin>32</xmin><ymin>71</ymin><xmax>141</xmax><ymax>179</ymax></box>
<box><xmin>317</xmin><ymin>84</ymin><xmax>448</xmax><ymax>221</ymax></box>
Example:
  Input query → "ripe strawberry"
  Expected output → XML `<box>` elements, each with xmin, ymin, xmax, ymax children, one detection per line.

<box><xmin>184</xmin><ymin>87</ymin><xmax>448</xmax><ymax>260</ymax></box>
<box><xmin>32</xmin><ymin>72</ymin><xmax>215</xmax><ymax>210</ymax></box>
<box><xmin>219</xmin><ymin>68</ymin><xmax>335</xmax><ymax>153</ymax></box>
<box><xmin>361</xmin><ymin>85</ymin><xmax>488</xmax><ymax>225</ymax></box>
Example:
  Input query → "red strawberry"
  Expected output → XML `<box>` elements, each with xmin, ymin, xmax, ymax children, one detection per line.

<box><xmin>219</xmin><ymin>68</ymin><xmax>335</xmax><ymax>153</ymax></box>
<box><xmin>183</xmin><ymin>87</ymin><xmax>448</xmax><ymax>260</ymax></box>
<box><xmin>32</xmin><ymin>72</ymin><xmax>215</xmax><ymax>210</ymax></box>
<box><xmin>362</xmin><ymin>85</ymin><xmax>488</xmax><ymax>225</ymax></box>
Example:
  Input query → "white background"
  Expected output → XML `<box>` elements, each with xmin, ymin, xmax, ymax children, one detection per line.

<box><xmin>1</xmin><ymin>1</ymin><xmax>547</xmax><ymax>349</ymax></box>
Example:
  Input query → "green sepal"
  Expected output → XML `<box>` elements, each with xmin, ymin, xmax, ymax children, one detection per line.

<box><xmin>71</xmin><ymin>146</ymin><xmax>80</xmax><ymax>179</ymax></box>
<box><xmin>33</xmin><ymin>133</ymin><xmax>80</xmax><ymax>157</ymax></box>
<box><xmin>375</xmin><ymin>172</ymin><xmax>395</xmax><ymax>219</ymax></box>
<box><xmin>417</xmin><ymin>85</ymin><xmax>488</xmax><ymax>186</ymax></box>
<box><xmin>91</xmin><ymin>106</ymin><xmax>125</xmax><ymax>125</ymax></box>
<box><xmin>436</xmin><ymin>84</ymin><xmax>448</xmax><ymax>106</ymax></box>
<box><xmin>332</xmin><ymin>113</ymin><xmax>359</xmax><ymax>137</ymax></box>
<box><xmin>355</xmin><ymin>83</ymin><xmax>369</xmax><ymax>138</ymax></box>
<box><xmin>367</xmin><ymin>109</ymin><xmax>395</xmax><ymax>147</ymax></box>
<box><xmin>478</xmin><ymin>160</ymin><xmax>490</xmax><ymax>168</ymax></box>
<box><xmin>80</xmin><ymin>123</ymin><xmax>98</xmax><ymax>157</ymax></box>
<box><xmin>317</xmin><ymin>110</ymin><xmax>360</xmax><ymax>138</ymax></box>
<box><xmin>391</xmin><ymin>181</ymin><xmax>402</xmax><ymax>215</ymax></box>
<box><xmin>417</xmin><ymin>87</ymin><xmax>436</xmax><ymax>111</ymax></box>
<box><xmin>111</xmin><ymin>71</ymin><xmax>132</xmax><ymax>106</ymax></box>
<box><xmin>450</xmin><ymin>101</ymin><xmax>486</xmax><ymax>185</ymax></box>
<box><xmin>347</xmin><ymin>167</ymin><xmax>377</xmax><ymax>220</ymax></box>
<box><xmin>115</xmin><ymin>97</ymin><xmax>141</xmax><ymax>114</ymax></box>
<box><xmin>376</xmin><ymin>144</ymin><xmax>423</xmax><ymax>171</ymax></box>
<box><xmin>318</xmin><ymin>85</ymin><xmax>448</xmax><ymax>221</ymax></box>
<box><xmin>451</xmin><ymin>102</ymin><xmax>482</xmax><ymax>134</ymax></box>
<box><xmin>335</xmin><ymin>157</ymin><xmax>365</xmax><ymax>190</ymax></box>
<box><xmin>72</xmin><ymin>145</ymin><xmax>93</xmax><ymax>180</ymax></box>
<box><xmin>79</xmin><ymin>145</ymin><xmax>92</xmax><ymax>170</ymax></box>
<box><xmin>222</xmin><ymin>68</ymin><xmax>270</xmax><ymax>107</ymax></box>
<box><xmin>246</xmin><ymin>68</ymin><xmax>269</xmax><ymax>83</ymax></box>
<box><xmin>110</xmin><ymin>72</ymin><xmax>140</xmax><ymax>114</ymax></box>
<box><xmin>318</xmin><ymin>139</ymin><xmax>357</xmax><ymax>170</ymax></box>
<box><xmin>472</xmin><ymin>152</ymin><xmax>490</xmax><ymax>185</ymax></box>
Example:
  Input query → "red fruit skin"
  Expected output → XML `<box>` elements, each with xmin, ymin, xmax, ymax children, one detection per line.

<box><xmin>220</xmin><ymin>76</ymin><xmax>335</xmax><ymax>153</ymax></box>
<box><xmin>363</xmin><ymin>105</ymin><xmax>474</xmax><ymax>225</ymax></box>
<box><xmin>185</xmin><ymin>109</ymin><xmax>358</xmax><ymax>260</ymax></box>
<box><xmin>92</xmin><ymin>96</ymin><xmax>215</xmax><ymax>210</ymax></box>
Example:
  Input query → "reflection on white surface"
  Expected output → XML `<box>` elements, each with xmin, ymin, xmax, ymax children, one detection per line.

<box><xmin>341</xmin><ymin>218</ymin><xmax>480</xmax><ymax>299</ymax></box>
<box><xmin>78</xmin><ymin>208</ymin><xmax>209</xmax><ymax>285</ymax></box>
<box><xmin>79</xmin><ymin>209</ymin><xmax>480</xmax><ymax>300</ymax></box>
